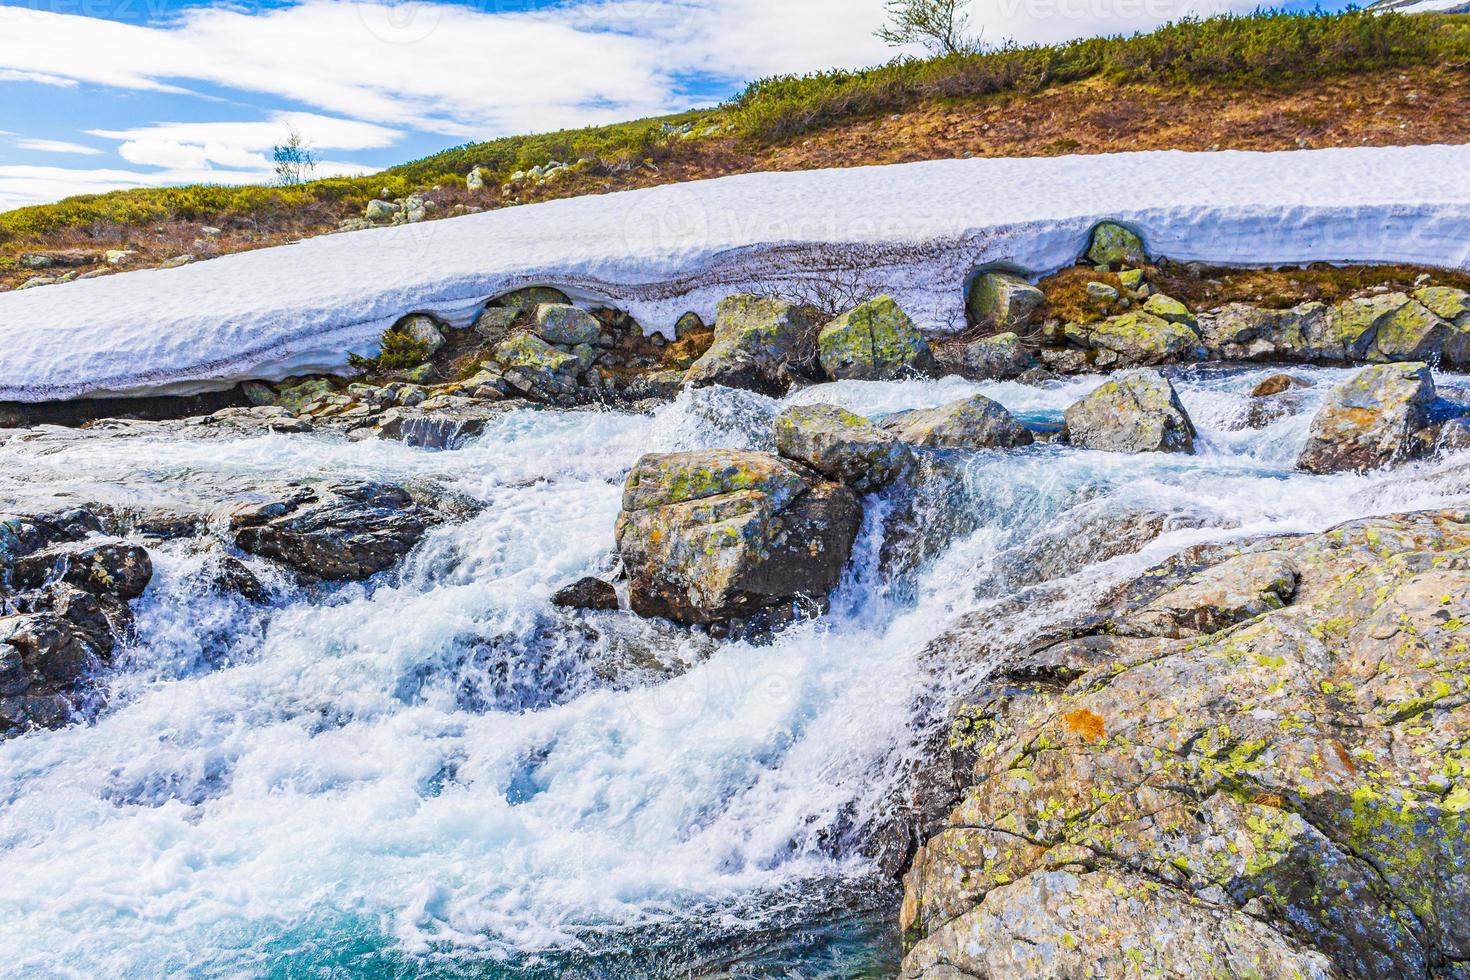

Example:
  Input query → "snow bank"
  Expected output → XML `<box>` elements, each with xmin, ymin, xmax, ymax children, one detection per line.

<box><xmin>3</xmin><ymin>144</ymin><xmax>1470</xmax><ymax>401</ymax></box>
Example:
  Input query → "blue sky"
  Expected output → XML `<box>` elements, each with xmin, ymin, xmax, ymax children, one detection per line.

<box><xmin>0</xmin><ymin>0</ymin><xmax>1353</xmax><ymax>211</ymax></box>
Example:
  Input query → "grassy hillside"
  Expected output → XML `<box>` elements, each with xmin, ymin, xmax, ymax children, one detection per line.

<box><xmin>3</xmin><ymin>10</ymin><xmax>1469</xmax><ymax>288</ymax></box>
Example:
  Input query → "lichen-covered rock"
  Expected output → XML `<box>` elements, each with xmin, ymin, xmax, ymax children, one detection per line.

<box><xmin>274</xmin><ymin>378</ymin><xmax>336</xmax><ymax>413</ymax></box>
<box><xmin>817</xmin><ymin>295</ymin><xmax>934</xmax><ymax>381</ymax></box>
<box><xmin>228</xmin><ymin>481</ymin><xmax>445</xmax><ymax>581</ymax></box>
<box><xmin>1198</xmin><ymin>302</ymin><xmax>1332</xmax><ymax>362</ymax></box>
<box><xmin>774</xmin><ymin>403</ymin><xmax>913</xmax><ymax>492</ymax></box>
<box><xmin>1365</xmin><ymin>296</ymin><xmax>1469</xmax><ymax>366</ymax></box>
<box><xmin>932</xmin><ymin>332</ymin><xmax>1038</xmax><ymax>381</ymax></box>
<box><xmin>1141</xmin><ymin>292</ymin><xmax>1195</xmax><ymax>326</ymax></box>
<box><xmin>1415</xmin><ymin>286</ymin><xmax>1470</xmax><ymax>326</ymax></box>
<box><xmin>1298</xmin><ymin>362</ymin><xmax>1436</xmax><ymax>474</ymax></box>
<box><xmin>684</xmin><ymin>294</ymin><xmax>821</xmax><ymax>395</ymax></box>
<box><xmin>614</xmin><ymin>450</ymin><xmax>861</xmax><ymax>625</ymax></box>
<box><xmin>1063</xmin><ymin>370</ymin><xmax>1195</xmax><ymax>454</ymax></box>
<box><xmin>904</xmin><ymin>511</ymin><xmax>1470</xmax><ymax>979</ymax></box>
<box><xmin>966</xmin><ymin>272</ymin><xmax>1044</xmax><ymax>330</ymax></box>
<box><xmin>1085</xmin><ymin>222</ymin><xmax>1147</xmax><ymax>268</ymax></box>
<box><xmin>1063</xmin><ymin>311</ymin><xmax>1202</xmax><ymax>367</ymax></box>
<box><xmin>473</xmin><ymin>306</ymin><xmax>519</xmax><ymax>341</ymax></box>
<box><xmin>535</xmin><ymin>303</ymin><xmax>602</xmax><ymax>346</ymax></box>
<box><xmin>881</xmin><ymin>396</ymin><xmax>1034</xmax><ymax>450</ymax></box>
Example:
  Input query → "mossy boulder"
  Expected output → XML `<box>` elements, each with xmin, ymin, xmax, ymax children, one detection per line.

<box><xmin>684</xmin><ymin>294</ymin><xmax>821</xmax><ymax>395</ymax></box>
<box><xmin>1064</xmin><ymin>311</ymin><xmax>1203</xmax><ymax>367</ymax></box>
<box><xmin>817</xmin><ymin>296</ymin><xmax>934</xmax><ymax>381</ymax></box>
<box><xmin>1414</xmin><ymin>286</ymin><xmax>1470</xmax><ymax>326</ymax></box>
<box><xmin>903</xmin><ymin>510</ymin><xmax>1470</xmax><ymax>979</ymax></box>
<box><xmin>535</xmin><ymin>303</ymin><xmax>602</xmax><ymax>346</ymax></box>
<box><xmin>1366</xmin><ymin>297</ymin><xmax>1469</xmax><ymax>366</ymax></box>
<box><xmin>1063</xmin><ymin>369</ymin><xmax>1195</xmax><ymax>454</ymax></box>
<box><xmin>493</xmin><ymin>333</ymin><xmax>578</xmax><ymax>376</ymax></box>
<box><xmin>1141</xmin><ymin>292</ymin><xmax>1195</xmax><ymax>326</ymax></box>
<box><xmin>967</xmin><ymin>271</ymin><xmax>1045</xmax><ymax>330</ymax></box>
<box><xmin>881</xmin><ymin>395</ymin><xmax>1034</xmax><ymax>450</ymax></box>
<box><xmin>1085</xmin><ymin>222</ymin><xmax>1147</xmax><ymax>268</ymax></box>
<box><xmin>774</xmin><ymin>403</ymin><xmax>913</xmax><ymax>492</ymax></box>
<box><xmin>614</xmin><ymin>450</ymin><xmax>861</xmax><ymax>625</ymax></box>
<box><xmin>1298</xmin><ymin>362</ymin><xmax>1436</xmax><ymax>474</ymax></box>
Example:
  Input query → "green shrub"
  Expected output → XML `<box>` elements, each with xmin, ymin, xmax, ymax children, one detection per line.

<box><xmin>348</xmin><ymin>325</ymin><xmax>432</xmax><ymax>372</ymax></box>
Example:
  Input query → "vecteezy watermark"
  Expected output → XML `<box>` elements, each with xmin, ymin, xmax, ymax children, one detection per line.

<box><xmin>352</xmin><ymin>0</ymin><xmax>706</xmax><ymax>47</ymax></box>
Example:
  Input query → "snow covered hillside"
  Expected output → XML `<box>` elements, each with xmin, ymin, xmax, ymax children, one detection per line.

<box><xmin>3</xmin><ymin>144</ymin><xmax>1470</xmax><ymax>402</ymax></box>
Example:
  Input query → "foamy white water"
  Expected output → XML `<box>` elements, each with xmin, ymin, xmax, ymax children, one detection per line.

<box><xmin>1</xmin><ymin>368</ymin><xmax>1468</xmax><ymax>977</ymax></box>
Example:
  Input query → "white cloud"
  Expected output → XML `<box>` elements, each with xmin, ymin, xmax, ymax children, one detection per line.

<box><xmin>0</xmin><ymin>0</ymin><xmax>1287</xmax><ymax>210</ymax></box>
<box><xmin>13</xmin><ymin>138</ymin><xmax>103</xmax><ymax>155</ymax></box>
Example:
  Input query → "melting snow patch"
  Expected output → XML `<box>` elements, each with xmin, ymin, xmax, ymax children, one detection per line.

<box><xmin>2</xmin><ymin>144</ymin><xmax>1470</xmax><ymax>401</ymax></box>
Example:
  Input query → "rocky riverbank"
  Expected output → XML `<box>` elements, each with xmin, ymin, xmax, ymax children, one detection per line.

<box><xmin>5</xmin><ymin>224</ymin><xmax>1470</xmax><ymax>976</ymax></box>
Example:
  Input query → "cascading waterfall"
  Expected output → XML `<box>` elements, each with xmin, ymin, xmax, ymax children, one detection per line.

<box><xmin>2</xmin><ymin>365</ymin><xmax>1469</xmax><ymax>977</ymax></box>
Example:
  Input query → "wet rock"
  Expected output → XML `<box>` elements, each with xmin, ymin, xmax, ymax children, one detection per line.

<box><xmin>966</xmin><ymin>272</ymin><xmax>1044</xmax><ymax>331</ymax></box>
<box><xmin>774</xmin><ymin>403</ymin><xmax>913</xmax><ymax>492</ymax></box>
<box><xmin>817</xmin><ymin>295</ymin><xmax>934</xmax><ymax>381</ymax></box>
<box><xmin>1063</xmin><ymin>311</ymin><xmax>1203</xmax><ymax>366</ymax></box>
<box><xmin>10</xmin><ymin>542</ymin><xmax>153</xmax><ymax>601</ymax></box>
<box><xmin>227</xmin><ymin>481</ymin><xmax>446</xmax><ymax>581</ymax></box>
<box><xmin>535</xmin><ymin>304</ymin><xmax>601</xmax><ymax>346</ymax></box>
<box><xmin>1063</xmin><ymin>370</ymin><xmax>1195</xmax><ymax>454</ymax></box>
<box><xmin>209</xmin><ymin>555</ymin><xmax>269</xmax><ymax>604</ymax></box>
<box><xmin>931</xmin><ymin>332</ymin><xmax>1037</xmax><ymax>381</ymax></box>
<box><xmin>0</xmin><ymin>612</ymin><xmax>103</xmax><ymax>735</ymax></box>
<box><xmin>684</xmin><ymin>295</ymin><xmax>821</xmax><ymax>395</ymax></box>
<box><xmin>880</xmin><ymin>396</ymin><xmax>1033</xmax><ymax>450</ymax></box>
<box><xmin>367</xmin><ymin>401</ymin><xmax>521</xmax><ymax>448</ymax></box>
<box><xmin>1298</xmin><ymin>362</ymin><xmax>1436</xmax><ymax>474</ymax></box>
<box><xmin>905</xmin><ymin>511</ymin><xmax>1470</xmax><ymax>979</ymax></box>
<box><xmin>1251</xmin><ymin>372</ymin><xmax>1313</xmax><ymax>398</ymax></box>
<box><xmin>551</xmin><ymin>577</ymin><xmax>619</xmax><ymax>611</ymax></box>
<box><xmin>1085</xmin><ymin>222</ymin><xmax>1146</xmax><ymax>268</ymax></box>
<box><xmin>614</xmin><ymin>450</ymin><xmax>861</xmax><ymax>625</ymax></box>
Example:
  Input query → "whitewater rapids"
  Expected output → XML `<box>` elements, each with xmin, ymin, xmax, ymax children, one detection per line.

<box><xmin>2</xmin><ymin>367</ymin><xmax>1469</xmax><ymax>976</ymax></box>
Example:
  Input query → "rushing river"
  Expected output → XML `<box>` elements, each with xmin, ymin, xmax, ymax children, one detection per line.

<box><xmin>3</xmin><ymin>366</ymin><xmax>1469</xmax><ymax>977</ymax></box>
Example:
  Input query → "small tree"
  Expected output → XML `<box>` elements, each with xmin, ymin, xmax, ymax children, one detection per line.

<box><xmin>876</xmin><ymin>0</ymin><xmax>979</xmax><ymax>56</ymax></box>
<box><xmin>272</xmin><ymin>127</ymin><xmax>317</xmax><ymax>185</ymax></box>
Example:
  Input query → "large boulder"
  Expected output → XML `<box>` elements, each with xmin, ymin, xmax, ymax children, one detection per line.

<box><xmin>1063</xmin><ymin>370</ymin><xmax>1196</xmax><ymax>454</ymax></box>
<box><xmin>881</xmin><ymin>395</ymin><xmax>1034</xmax><ymax>450</ymax></box>
<box><xmin>774</xmin><ymin>403</ymin><xmax>913</xmax><ymax>492</ymax></box>
<box><xmin>228</xmin><ymin>481</ymin><xmax>445</xmax><ymax>581</ymax></box>
<box><xmin>967</xmin><ymin>272</ymin><xmax>1045</xmax><ymax>331</ymax></box>
<box><xmin>1063</xmin><ymin>311</ymin><xmax>1203</xmax><ymax>367</ymax></box>
<box><xmin>614</xmin><ymin>450</ymin><xmax>861</xmax><ymax>625</ymax></box>
<box><xmin>903</xmin><ymin>511</ymin><xmax>1470</xmax><ymax>979</ymax></box>
<box><xmin>535</xmin><ymin>303</ymin><xmax>602</xmax><ymax>346</ymax></box>
<box><xmin>931</xmin><ymin>332</ymin><xmax>1038</xmax><ymax>381</ymax></box>
<box><xmin>1085</xmin><ymin>221</ymin><xmax>1147</xmax><ymax>268</ymax></box>
<box><xmin>684</xmin><ymin>294</ymin><xmax>821</xmax><ymax>395</ymax></box>
<box><xmin>1198</xmin><ymin>302</ymin><xmax>1332</xmax><ymax>363</ymax></box>
<box><xmin>817</xmin><ymin>296</ymin><xmax>934</xmax><ymax>381</ymax></box>
<box><xmin>1298</xmin><ymin>363</ymin><xmax>1436</xmax><ymax>474</ymax></box>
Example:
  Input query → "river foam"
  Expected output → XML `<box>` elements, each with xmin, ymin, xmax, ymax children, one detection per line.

<box><xmin>1</xmin><ymin>368</ymin><xmax>1468</xmax><ymax>976</ymax></box>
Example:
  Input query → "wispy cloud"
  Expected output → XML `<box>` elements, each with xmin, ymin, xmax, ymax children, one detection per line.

<box><xmin>13</xmin><ymin>138</ymin><xmax>103</xmax><ymax>155</ymax></box>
